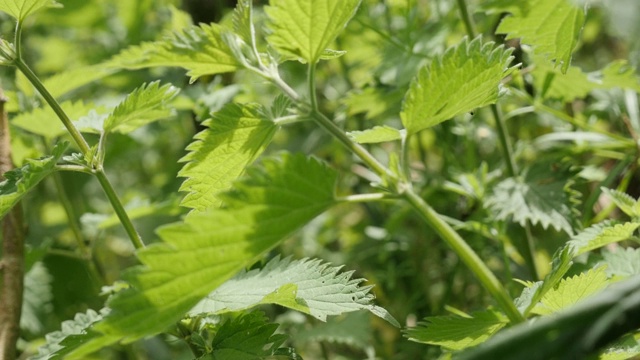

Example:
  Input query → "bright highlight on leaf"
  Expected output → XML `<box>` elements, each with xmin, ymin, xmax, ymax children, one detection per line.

<box><xmin>531</xmin><ymin>266</ymin><xmax>609</xmax><ymax>316</ymax></box>
<box><xmin>265</xmin><ymin>0</ymin><xmax>361</xmax><ymax>63</ymax></box>
<box><xmin>401</xmin><ymin>37</ymin><xmax>515</xmax><ymax>135</ymax></box>
<box><xmin>496</xmin><ymin>0</ymin><xmax>585</xmax><ymax>73</ymax></box>
<box><xmin>347</xmin><ymin>126</ymin><xmax>402</xmax><ymax>144</ymax></box>
<box><xmin>190</xmin><ymin>256</ymin><xmax>399</xmax><ymax>326</ymax></box>
<box><xmin>108</xmin><ymin>23</ymin><xmax>239</xmax><ymax>83</ymax></box>
<box><xmin>58</xmin><ymin>153</ymin><xmax>338</xmax><ymax>358</ymax></box>
<box><xmin>0</xmin><ymin>0</ymin><xmax>61</xmax><ymax>21</ymax></box>
<box><xmin>179</xmin><ymin>103</ymin><xmax>277</xmax><ymax>211</ymax></box>
<box><xmin>0</xmin><ymin>142</ymin><xmax>67</xmax><ymax>218</ymax></box>
<box><xmin>103</xmin><ymin>81</ymin><xmax>179</xmax><ymax>134</ymax></box>
<box><xmin>405</xmin><ymin>310</ymin><xmax>508</xmax><ymax>350</ymax></box>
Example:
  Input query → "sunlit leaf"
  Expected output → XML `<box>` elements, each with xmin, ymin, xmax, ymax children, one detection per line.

<box><xmin>347</xmin><ymin>126</ymin><xmax>402</xmax><ymax>144</ymax></box>
<box><xmin>532</xmin><ymin>266</ymin><xmax>609</xmax><ymax>315</ymax></box>
<box><xmin>103</xmin><ymin>81</ymin><xmax>179</xmax><ymax>134</ymax></box>
<box><xmin>601</xmin><ymin>187</ymin><xmax>640</xmax><ymax>219</ymax></box>
<box><xmin>190</xmin><ymin>256</ymin><xmax>398</xmax><ymax>326</ymax></box>
<box><xmin>108</xmin><ymin>23</ymin><xmax>239</xmax><ymax>83</ymax></box>
<box><xmin>401</xmin><ymin>36</ymin><xmax>515</xmax><ymax>134</ymax></box>
<box><xmin>43</xmin><ymin>64</ymin><xmax>118</xmax><ymax>99</ymax></box>
<box><xmin>567</xmin><ymin>221</ymin><xmax>640</xmax><ymax>256</ymax></box>
<box><xmin>265</xmin><ymin>0</ymin><xmax>361</xmax><ymax>63</ymax></box>
<box><xmin>496</xmin><ymin>0</ymin><xmax>585</xmax><ymax>73</ymax></box>
<box><xmin>179</xmin><ymin>103</ymin><xmax>277</xmax><ymax>211</ymax></box>
<box><xmin>0</xmin><ymin>0</ymin><xmax>61</xmax><ymax>21</ymax></box>
<box><xmin>406</xmin><ymin>310</ymin><xmax>508</xmax><ymax>350</ymax></box>
<box><xmin>59</xmin><ymin>153</ymin><xmax>338</xmax><ymax>358</ymax></box>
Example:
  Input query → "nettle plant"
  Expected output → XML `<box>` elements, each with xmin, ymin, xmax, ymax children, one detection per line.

<box><xmin>1</xmin><ymin>0</ymin><xmax>640</xmax><ymax>359</ymax></box>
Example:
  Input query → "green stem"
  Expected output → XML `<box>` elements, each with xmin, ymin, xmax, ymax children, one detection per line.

<box><xmin>15</xmin><ymin>59</ymin><xmax>91</xmax><ymax>154</ymax></box>
<box><xmin>456</xmin><ymin>0</ymin><xmax>476</xmax><ymax>38</ymax></box>
<box><xmin>403</xmin><ymin>190</ymin><xmax>525</xmax><ymax>323</ymax></box>
<box><xmin>337</xmin><ymin>193</ymin><xmax>394</xmax><ymax>203</ymax></box>
<box><xmin>15</xmin><ymin>58</ymin><xmax>144</xmax><ymax>249</ymax></box>
<box><xmin>94</xmin><ymin>169</ymin><xmax>144</xmax><ymax>249</ymax></box>
<box><xmin>47</xmin><ymin>149</ymin><xmax>87</xmax><ymax>254</ymax></box>
<box><xmin>308</xmin><ymin>63</ymin><xmax>319</xmax><ymax>112</ymax></box>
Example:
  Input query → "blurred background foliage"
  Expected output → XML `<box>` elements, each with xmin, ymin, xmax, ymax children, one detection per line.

<box><xmin>1</xmin><ymin>0</ymin><xmax>639</xmax><ymax>359</ymax></box>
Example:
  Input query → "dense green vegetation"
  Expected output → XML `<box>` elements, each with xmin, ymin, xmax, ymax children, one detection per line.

<box><xmin>1</xmin><ymin>0</ymin><xmax>640</xmax><ymax>359</ymax></box>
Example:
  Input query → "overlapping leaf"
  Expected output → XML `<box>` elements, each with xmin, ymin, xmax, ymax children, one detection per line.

<box><xmin>406</xmin><ymin>310</ymin><xmax>508</xmax><ymax>350</ymax></box>
<box><xmin>485</xmin><ymin>170</ymin><xmax>576</xmax><ymax>235</ymax></box>
<box><xmin>103</xmin><ymin>81</ymin><xmax>179</xmax><ymax>134</ymax></box>
<box><xmin>32</xmin><ymin>309</ymin><xmax>106</xmax><ymax>360</ymax></box>
<box><xmin>58</xmin><ymin>153</ymin><xmax>337</xmax><ymax>358</ymax></box>
<box><xmin>496</xmin><ymin>0</ymin><xmax>585</xmax><ymax>73</ymax></box>
<box><xmin>108</xmin><ymin>23</ymin><xmax>239</xmax><ymax>82</ymax></box>
<box><xmin>43</xmin><ymin>64</ymin><xmax>118</xmax><ymax>99</ymax></box>
<box><xmin>401</xmin><ymin>37</ymin><xmax>515</xmax><ymax>134</ymax></box>
<box><xmin>12</xmin><ymin>101</ymin><xmax>102</xmax><ymax>139</ymax></box>
<box><xmin>567</xmin><ymin>221</ymin><xmax>640</xmax><ymax>256</ymax></box>
<box><xmin>531</xmin><ymin>266</ymin><xmax>609</xmax><ymax>315</ymax></box>
<box><xmin>265</xmin><ymin>0</ymin><xmax>361</xmax><ymax>63</ymax></box>
<box><xmin>199</xmin><ymin>312</ymin><xmax>299</xmax><ymax>359</ymax></box>
<box><xmin>0</xmin><ymin>0</ymin><xmax>61</xmax><ymax>21</ymax></box>
<box><xmin>189</xmin><ymin>256</ymin><xmax>398</xmax><ymax>326</ymax></box>
<box><xmin>602</xmin><ymin>248</ymin><xmax>640</xmax><ymax>278</ymax></box>
<box><xmin>179</xmin><ymin>103</ymin><xmax>277</xmax><ymax>211</ymax></box>
<box><xmin>456</xmin><ymin>275</ymin><xmax>640</xmax><ymax>360</ymax></box>
<box><xmin>0</xmin><ymin>142</ymin><xmax>67</xmax><ymax>218</ymax></box>
<box><xmin>534</xmin><ymin>59</ymin><xmax>640</xmax><ymax>101</ymax></box>
<box><xmin>601</xmin><ymin>187</ymin><xmax>640</xmax><ymax>219</ymax></box>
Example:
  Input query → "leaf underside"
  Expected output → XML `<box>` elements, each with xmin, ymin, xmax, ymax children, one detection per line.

<box><xmin>0</xmin><ymin>0</ymin><xmax>61</xmax><ymax>21</ymax></box>
<box><xmin>57</xmin><ymin>153</ymin><xmax>337</xmax><ymax>359</ymax></box>
<box><xmin>190</xmin><ymin>256</ymin><xmax>399</xmax><ymax>326</ymax></box>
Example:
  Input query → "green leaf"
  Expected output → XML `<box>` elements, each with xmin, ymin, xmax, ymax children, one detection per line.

<box><xmin>534</xmin><ymin>59</ymin><xmax>640</xmax><ymax>101</ymax></box>
<box><xmin>601</xmin><ymin>248</ymin><xmax>640</xmax><ymax>278</ymax></box>
<box><xmin>189</xmin><ymin>256</ymin><xmax>398</xmax><ymax>326</ymax></box>
<box><xmin>347</xmin><ymin>126</ymin><xmax>402</xmax><ymax>144</ymax></box>
<box><xmin>0</xmin><ymin>0</ymin><xmax>61</xmax><ymax>21</ymax></box>
<box><xmin>21</xmin><ymin>262</ymin><xmax>53</xmax><ymax>334</ymax></box>
<box><xmin>232</xmin><ymin>0</ymin><xmax>252</xmax><ymax>44</ymax></box>
<box><xmin>179</xmin><ymin>103</ymin><xmax>277</xmax><ymax>211</ymax></box>
<box><xmin>496</xmin><ymin>0</ymin><xmax>585</xmax><ymax>73</ymax></box>
<box><xmin>400</xmin><ymin>37</ymin><xmax>515</xmax><ymax>134</ymax></box>
<box><xmin>61</xmin><ymin>153</ymin><xmax>337</xmax><ymax>358</ymax></box>
<box><xmin>405</xmin><ymin>310</ymin><xmax>509</xmax><ymax>350</ymax></box>
<box><xmin>456</xmin><ymin>275</ymin><xmax>640</xmax><ymax>360</ymax></box>
<box><xmin>567</xmin><ymin>221</ymin><xmax>640</xmax><ymax>256</ymax></box>
<box><xmin>32</xmin><ymin>309</ymin><xmax>105</xmax><ymax>360</ymax></box>
<box><xmin>12</xmin><ymin>101</ymin><xmax>103</xmax><ymax>139</ymax></box>
<box><xmin>598</xmin><ymin>335</ymin><xmax>640</xmax><ymax>360</ymax></box>
<box><xmin>295</xmin><ymin>311</ymin><xmax>372</xmax><ymax>351</ymax></box>
<box><xmin>43</xmin><ymin>64</ymin><xmax>118</xmax><ymax>99</ymax></box>
<box><xmin>601</xmin><ymin>187</ymin><xmax>640</xmax><ymax>218</ymax></box>
<box><xmin>485</xmin><ymin>167</ymin><xmax>577</xmax><ymax>235</ymax></box>
<box><xmin>0</xmin><ymin>142</ymin><xmax>67</xmax><ymax>218</ymax></box>
<box><xmin>199</xmin><ymin>312</ymin><xmax>298</xmax><ymax>360</ymax></box>
<box><xmin>108</xmin><ymin>23</ymin><xmax>239</xmax><ymax>83</ymax></box>
<box><xmin>103</xmin><ymin>81</ymin><xmax>179</xmax><ymax>134</ymax></box>
<box><xmin>531</xmin><ymin>266</ymin><xmax>609</xmax><ymax>315</ymax></box>
<box><xmin>265</xmin><ymin>0</ymin><xmax>361</xmax><ymax>63</ymax></box>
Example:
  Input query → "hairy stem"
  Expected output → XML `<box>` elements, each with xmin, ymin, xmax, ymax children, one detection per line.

<box><xmin>14</xmin><ymin>57</ymin><xmax>144</xmax><ymax>249</ymax></box>
<box><xmin>0</xmin><ymin>89</ymin><xmax>25</xmax><ymax>360</ymax></box>
<box><xmin>403</xmin><ymin>189</ymin><xmax>525</xmax><ymax>323</ymax></box>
